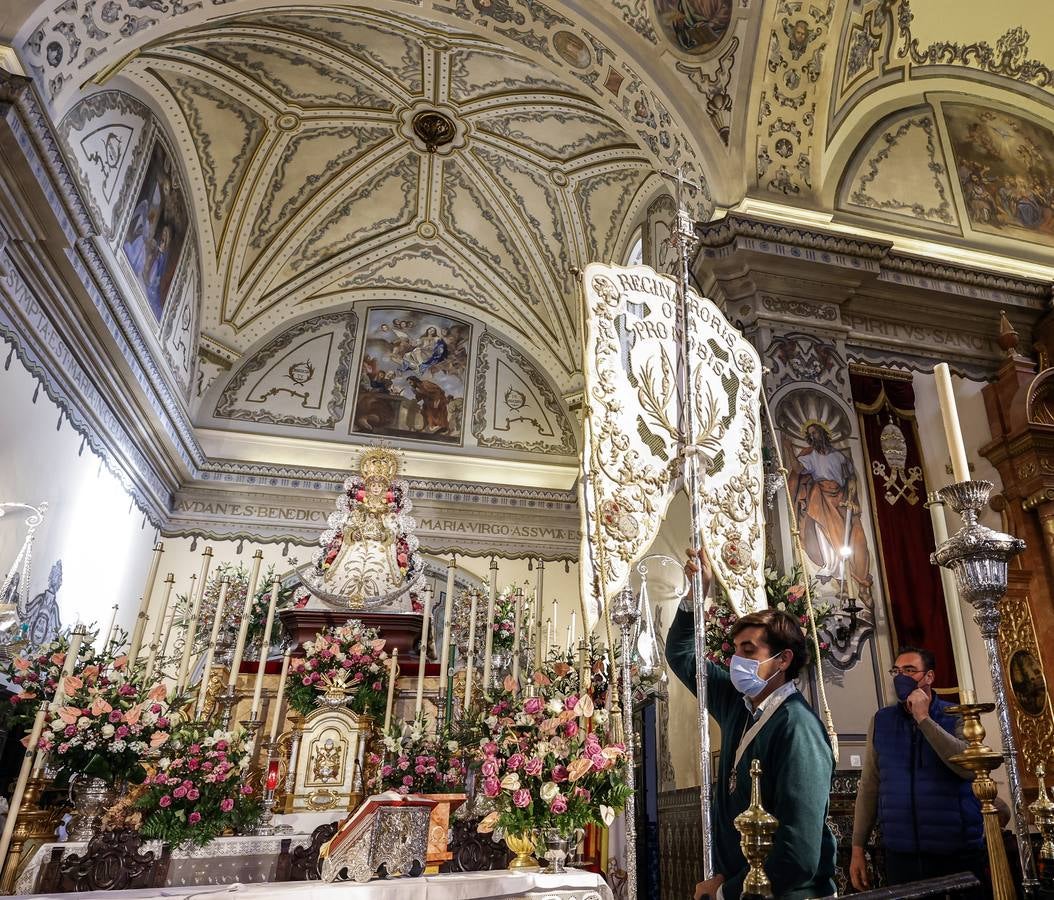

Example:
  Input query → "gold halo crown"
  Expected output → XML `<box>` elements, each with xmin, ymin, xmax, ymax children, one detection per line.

<box><xmin>358</xmin><ymin>447</ymin><xmax>399</xmax><ymax>484</ymax></box>
<box><xmin>800</xmin><ymin>419</ymin><xmax>833</xmax><ymax>439</ymax></box>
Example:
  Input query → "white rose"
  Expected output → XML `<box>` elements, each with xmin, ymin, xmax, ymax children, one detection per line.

<box><xmin>540</xmin><ymin>781</ymin><xmax>559</xmax><ymax>803</ymax></box>
<box><xmin>547</xmin><ymin>698</ymin><xmax>564</xmax><ymax>715</ymax></box>
<box><xmin>141</xmin><ymin>712</ymin><xmax>157</xmax><ymax>727</ymax></box>
<box><xmin>446</xmin><ymin>741</ymin><xmax>458</xmax><ymax>753</ymax></box>
<box><xmin>485</xmin><ymin>716</ymin><xmax>498</xmax><ymax>730</ymax></box>
<box><xmin>159</xmin><ymin>757</ymin><xmax>171</xmax><ymax>769</ymax></box>
<box><xmin>101</xmin><ymin>724</ymin><xmax>115</xmax><ymax>739</ymax></box>
<box><xmin>369</xmin><ymin>663</ymin><xmax>379</xmax><ymax>674</ymax></box>
<box><xmin>77</xmin><ymin>716</ymin><xmax>91</xmax><ymax>730</ymax></box>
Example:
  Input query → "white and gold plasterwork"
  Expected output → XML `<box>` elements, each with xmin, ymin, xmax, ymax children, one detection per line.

<box><xmin>579</xmin><ymin>262</ymin><xmax>765</xmax><ymax>628</ymax></box>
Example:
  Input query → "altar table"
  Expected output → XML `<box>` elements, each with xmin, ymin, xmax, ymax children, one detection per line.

<box><xmin>17</xmin><ymin>869</ymin><xmax>612</xmax><ymax>900</ymax></box>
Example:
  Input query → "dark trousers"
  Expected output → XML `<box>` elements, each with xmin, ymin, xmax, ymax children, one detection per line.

<box><xmin>884</xmin><ymin>848</ymin><xmax>989</xmax><ymax>898</ymax></box>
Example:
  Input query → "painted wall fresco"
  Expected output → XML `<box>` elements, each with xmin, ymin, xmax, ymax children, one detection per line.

<box><xmin>651</xmin><ymin>0</ymin><xmax>732</xmax><ymax>54</ymax></box>
<box><xmin>352</xmin><ymin>308</ymin><xmax>472</xmax><ymax>445</ymax></box>
<box><xmin>945</xmin><ymin>103</ymin><xmax>1054</xmax><ymax>245</ymax></box>
<box><xmin>121</xmin><ymin>140</ymin><xmax>189</xmax><ymax>320</ymax></box>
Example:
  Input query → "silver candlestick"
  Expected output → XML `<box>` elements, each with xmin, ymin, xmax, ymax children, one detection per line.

<box><xmin>931</xmin><ymin>479</ymin><xmax>1036</xmax><ymax>891</ymax></box>
<box><xmin>610</xmin><ymin>587</ymin><xmax>639</xmax><ymax>900</ymax></box>
<box><xmin>254</xmin><ymin>738</ymin><xmax>279</xmax><ymax>836</ymax></box>
<box><xmin>218</xmin><ymin>685</ymin><xmax>238</xmax><ymax>730</ymax></box>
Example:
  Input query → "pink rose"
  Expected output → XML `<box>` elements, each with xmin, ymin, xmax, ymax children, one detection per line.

<box><xmin>506</xmin><ymin>753</ymin><xmax>525</xmax><ymax>772</ymax></box>
<box><xmin>524</xmin><ymin>697</ymin><xmax>543</xmax><ymax>715</ymax></box>
<box><xmin>483</xmin><ymin>777</ymin><xmax>501</xmax><ymax>798</ymax></box>
<box><xmin>187</xmin><ymin>788</ymin><xmax>200</xmax><ymax>801</ymax></box>
<box><xmin>402</xmin><ymin>775</ymin><xmax>414</xmax><ymax>786</ymax></box>
<box><xmin>564</xmin><ymin>720</ymin><xmax>579</xmax><ymax>739</ymax></box>
<box><xmin>512</xmin><ymin>789</ymin><xmax>531</xmax><ymax>809</ymax></box>
<box><xmin>524</xmin><ymin>757</ymin><xmax>544</xmax><ymax>777</ymax></box>
<box><xmin>483</xmin><ymin>742</ymin><xmax>498</xmax><ymax>756</ymax></box>
<box><xmin>241</xmin><ymin>784</ymin><xmax>254</xmax><ymax>795</ymax></box>
<box><xmin>481</xmin><ymin>759</ymin><xmax>499</xmax><ymax>777</ymax></box>
<box><xmin>552</xmin><ymin>764</ymin><xmax>568</xmax><ymax>783</ymax></box>
<box><xmin>159</xmin><ymin>795</ymin><xmax>171</xmax><ymax>808</ymax></box>
<box><xmin>564</xmin><ymin>695</ymin><xmax>579</xmax><ymax>711</ymax></box>
<box><xmin>220</xmin><ymin>798</ymin><xmax>234</xmax><ymax>812</ymax></box>
<box><xmin>550</xmin><ymin>794</ymin><xmax>568</xmax><ymax>814</ymax></box>
<box><xmin>173</xmin><ymin>786</ymin><xmax>187</xmax><ymax>799</ymax></box>
<box><xmin>188</xmin><ymin>812</ymin><xmax>201</xmax><ymax>825</ymax></box>
<box><xmin>574</xmin><ymin>786</ymin><xmax>591</xmax><ymax>802</ymax></box>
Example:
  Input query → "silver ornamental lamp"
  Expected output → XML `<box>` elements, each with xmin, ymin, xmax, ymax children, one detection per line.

<box><xmin>610</xmin><ymin>587</ymin><xmax>640</xmax><ymax>900</ymax></box>
<box><xmin>931</xmin><ymin>478</ymin><xmax>1036</xmax><ymax>891</ymax></box>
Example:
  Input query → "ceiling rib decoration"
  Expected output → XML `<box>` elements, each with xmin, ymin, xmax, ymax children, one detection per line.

<box><xmin>115</xmin><ymin>8</ymin><xmax>656</xmax><ymax>387</ymax></box>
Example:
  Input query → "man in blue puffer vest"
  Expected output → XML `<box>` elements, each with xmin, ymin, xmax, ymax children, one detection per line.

<box><xmin>850</xmin><ymin>646</ymin><xmax>986</xmax><ymax>894</ymax></box>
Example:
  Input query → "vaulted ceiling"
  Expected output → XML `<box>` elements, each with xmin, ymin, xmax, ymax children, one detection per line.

<box><xmin>116</xmin><ymin>9</ymin><xmax>661</xmax><ymax>387</ymax></box>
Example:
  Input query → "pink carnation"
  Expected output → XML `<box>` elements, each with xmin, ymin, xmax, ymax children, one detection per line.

<box><xmin>188</xmin><ymin>812</ymin><xmax>201</xmax><ymax>825</ymax></box>
<box><xmin>220</xmin><ymin>798</ymin><xmax>234</xmax><ymax>813</ymax></box>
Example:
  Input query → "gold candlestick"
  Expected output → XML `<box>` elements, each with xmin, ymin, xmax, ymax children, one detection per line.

<box><xmin>947</xmin><ymin>700</ymin><xmax>1018</xmax><ymax>900</ymax></box>
<box><xmin>1031</xmin><ymin>762</ymin><xmax>1054</xmax><ymax>886</ymax></box>
<box><xmin>734</xmin><ymin>759</ymin><xmax>778</xmax><ymax>900</ymax></box>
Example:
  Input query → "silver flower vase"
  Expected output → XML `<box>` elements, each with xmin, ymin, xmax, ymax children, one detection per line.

<box><xmin>68</xmin><ymin>776</ymin><xmax>118</xmax><ymax>842</ymax></box>
<box><xmin>541</xmin><ymin>829</ymin><xmax>570</xmax><ymax>874</ymax></box>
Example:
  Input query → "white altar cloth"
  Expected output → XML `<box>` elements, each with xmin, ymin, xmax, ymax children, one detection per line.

<box><xmin>17</xmin><ymin>869</ymin><xmax>611</xmax><ymax>900</ymax></box>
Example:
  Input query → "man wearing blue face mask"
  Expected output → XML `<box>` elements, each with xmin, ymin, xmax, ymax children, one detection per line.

<box><xmin>665</xmin><ymin>548</ymin><xmax>837</xmax><ymax>900</ymax></box>
<box><xmin>849</xmin><ymin>646</ymin><xmax>985</xmax><ymax>894</ymax></box>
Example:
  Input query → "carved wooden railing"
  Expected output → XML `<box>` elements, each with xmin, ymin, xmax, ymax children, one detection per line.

<box><xmin>35</xmin><ymin>830</ymin><xmax>171</xmax><ymax>893</ymax></box>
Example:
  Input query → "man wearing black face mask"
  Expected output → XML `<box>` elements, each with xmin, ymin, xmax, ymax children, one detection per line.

<box><xmin>849</xmin><ymin>646</ymin><xmax>985</xmax><ymax>893</ymax></box>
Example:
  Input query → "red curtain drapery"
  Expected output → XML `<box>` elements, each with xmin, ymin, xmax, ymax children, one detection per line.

<box><xmin>851</xmin><ymin>372</ymin><xmax>957</xmax><ymax>688</ymax></box>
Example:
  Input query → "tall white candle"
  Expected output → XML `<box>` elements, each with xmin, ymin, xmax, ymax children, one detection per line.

<box><xmin>129</xmin><ymin>541</ymin><xmax>164</xmax><ymax>662</ymax></box>
<box><xmin>934</xmin><ymin>363</ymin><xmax>971</xmax><ymax>483</ymax></box>
<box><xmin>927</xmin><ymin>493</ymin><xmax>978</xmax><ymax>700</ymax></box>
<box><xmin>177</xmin><ymin>548</ymin><xmax>213</xmax><ymax>694</ymax></box>
<box><xmin>481</xmin><ymin>560</ymin><xmax>498</xmax><ymax>694</ymax></box>
<box><xmin>534</xmin><ymin>560</ymin><xmax>545</xmax><ymax>669</ymax></box>
<box><xmin>569</xmin><ymin>610</ymin><xmax>576</xmax><ymax>649</ymax></box>
<box><xmin>269</xmin><ymin>648</ymin><xmax>292</xmax><ymax>744</ymax></box>
<box><xmin>464</xmin><ymin>591</ymin><xmax>479</xmax><ymax>711</ymax></box>
<box><xmin>195</xmin><ymin>576</ymin><xmax>230</xmax><ymax>718</ymax></box>
<box><xmin>438</xmin><ymin>559</ymin><xmax>456</xmax><ymax>702</ymax></box>
<box><xmin>250</xmin><ymin>580</ymin><xmax>280</xmax><ymax>720</ymax></box>
<box><xmin>31</xmin><ymin>626</ymin><xmax>85</xmax><ymax>777</ymax></box>
<box><xmin>143</xmin><ymin>574</ymin><xmax>176</xmax><ymax>683</ymax></box>
<box><xmin>511</xmin><ymin>587</ymin><xmax>524</xmax><ymax>690</ymax></box>
<box><xmin>545</xmin><ymin>618</ymin><xmax>552</xmax><ymax>656</ymax></box>
<box><xmin>0</xmin><ymin>702</ymin><xmax>49</xmax><ymax>864</ymax></box>
<box><xmin>551</xmin><ymin>600</ymin><xmax>559</xmax><ymax>655</ymax></box>
<box><xmin>414</xmin><ymin>586</ymin><xmax>433</xmax><ymax>717</ymax></box>
<box><xmin>229</xmin><ymin>550</ymin><xmax>264</xmax><ymax>690</ymax></box>
<box><xmin>383</xmin><ymin>649</ymin><xmax>398</xmax><ymax>733</ymax></box>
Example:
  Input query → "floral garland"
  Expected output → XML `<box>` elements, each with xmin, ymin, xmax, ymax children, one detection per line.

<box><xmin>286</xmin><ymin>622</ymin><xmax>391</xmax><ymax>719</ymax></box>
<box><xmin>705</xmin><ymin>566</ymin><xmax>834</xmax><ymax>668</ymax></box>
<box><xmin>137</xmin><ymin>725</ymin><xmax>259</xmax><ymax>847</ymax></box>
<box><xmin>38</xmin><ymin>655</ymin><xmax>175</xmax><ymax>787</ymax></box>
<box><xmin>314</xmin><ymin>475</ymin><xmax>422</xmax><ymax>587</ymax></box>
<box><xmin>467</xmin><ymin>663</ymin><xmax>629</xmax><ymax>840</ymax></box>
<box><xmin>3</xmin><ymin>631</ymin><xmax>100</xmax><ymax>731</ymax></box>
<box><xmin>369</xmin><ymin>717</ymin><xmax>466</xmax><ymax>795</ymax></box>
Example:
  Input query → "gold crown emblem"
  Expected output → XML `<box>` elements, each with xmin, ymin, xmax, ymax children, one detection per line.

<box><xmin>358</xmin><ymin>447</ymin><xmax>399</xmax><ymax>484</ymax></box>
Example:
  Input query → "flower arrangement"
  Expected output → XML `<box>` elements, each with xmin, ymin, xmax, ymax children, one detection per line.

<box><xmin>489</xmin><ymin>586</ymin><xmax>532</xmax><ymax>653</ymax></box>
<box><xmin>705</xmin><ymin>566</ymin><xmax>834</xmax><ymax>668</ymax></box>
<box><xmin>286</xmin><ymin>621</ymin><xmax>391</xmax><ymax>718</ymax></box>
<box><xmin>470</xmin><ymin>670</ymin><xmax>630</xmax><ymax>840</ymax></box>
<box><xmin>3</xmin><ymin>631</ymin><xmax>99</xmax><ymax>731</ymax></box>
<box><xmin>37</xmin><ymin>655</ymin><xmax>174</xmax><ymax>787</ymax></box>
<box><xmin>136</xmin><ymin>725</ymin><xmax>259</xmax><ymax>847</ymax></box>
<box><xmin>368</xmin><ymin>717</ymin><xmax>467</xmax><ymax>795</ymax></box>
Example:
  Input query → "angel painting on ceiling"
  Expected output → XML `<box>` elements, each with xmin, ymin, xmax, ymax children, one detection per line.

<box><xmin>944</xmin><ymin>103</ymin><xmax>1054</xmax><ymax>245</ymax></box>
<box><xmin>352</xmin><ymin>308</ymin><xmax>471</xmax><ymax>445</ymax></box>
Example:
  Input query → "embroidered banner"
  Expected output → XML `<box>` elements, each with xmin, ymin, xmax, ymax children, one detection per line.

<box><xmin>579</xmin><ymin>262</ymin><xmax>765</xmax><ymax>630</ymax></box>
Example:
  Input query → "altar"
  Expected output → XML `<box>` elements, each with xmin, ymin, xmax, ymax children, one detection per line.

<box><xmin>14</xmin><ymin>869</ymin><xmax>613</xmax><ymax>900</ymax></box>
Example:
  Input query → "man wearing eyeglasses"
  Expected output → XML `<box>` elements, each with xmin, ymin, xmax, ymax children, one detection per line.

<box><xmin>849</xmin><ymin>646</ymin><xmax>985</xmax><ymax>893</ymax></box>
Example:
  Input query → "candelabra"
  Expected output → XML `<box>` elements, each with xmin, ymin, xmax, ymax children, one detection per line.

<box><xmin>610</xmin><ymin>587</ymin><xmax>639</xmax><ymax>900</ymax></box>
<box><xmin>254</xmin><ymin>739</ymin><xmax>280</xmax><ymax>836</ymax></box>
<box><xmin>932</xmin><ymin>479</ymin><xmax>1035</xmax><ymax>891</ymax></box>
<box><xmin>734</xmin><ymin>760</ymin><xmax>777</xmax><ymax>900</ymax></box>
<box><xmin>1030</xmin><ymin>763</ymin><xmax>1054</xmax><ymax>888</ymax></box>
<box><xmin>947</xmin><ymin>700</ymin><xmax>1017</xmax><ymax>900</ymax></box>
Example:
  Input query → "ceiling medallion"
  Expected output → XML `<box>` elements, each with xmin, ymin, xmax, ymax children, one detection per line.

<box><xmin>411</xmin><ymin>110</ymin><xmax>456</xmax><ymax>153</ymax></box>
<box><xmin>276</xmin><ymin>112</ymin><xmax>301</xmax><ymax>132</ymax></box>
<box><xmin>398</xmin><ymin>101</ymin><xmax>468</xmax><ymax>157</ymax></box>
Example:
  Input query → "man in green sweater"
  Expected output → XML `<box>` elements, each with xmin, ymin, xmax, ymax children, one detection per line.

<box><xmin>665</xmin><ymin>550</ymin><xmax>837</xmax><ymax>900</ymax></box>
